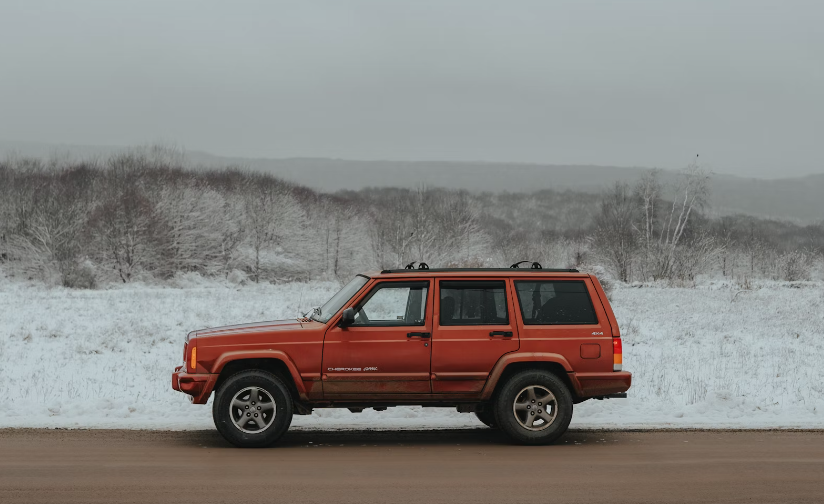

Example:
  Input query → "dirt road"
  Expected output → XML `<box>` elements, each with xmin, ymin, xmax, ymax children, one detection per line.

<box><xmin>1</xmin><ymin>428</ymin><xmax>822</xmax><ymax>503</ymax></box>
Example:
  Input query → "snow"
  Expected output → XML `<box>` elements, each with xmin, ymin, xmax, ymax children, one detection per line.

<box><xmin>1</xmin><ymin>273</ymin><xmax>822</xmax><ymax>431</ymax></box>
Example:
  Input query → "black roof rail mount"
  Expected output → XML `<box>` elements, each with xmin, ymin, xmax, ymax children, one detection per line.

<box><xmin>404</xmin><ymin>261</ymin><xmax>429</xmax><ymax>270</ymax></box>
<box><xmin>510</xmin><ymin>261</ymin><xmax>543</xmax><ymax>269</ymax></box>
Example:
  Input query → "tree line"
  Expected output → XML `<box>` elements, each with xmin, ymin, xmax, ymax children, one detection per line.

<box><xmin>0</xmin><ymin>149</ymin><xmax>821</xmax><ymax>288</ymax></box>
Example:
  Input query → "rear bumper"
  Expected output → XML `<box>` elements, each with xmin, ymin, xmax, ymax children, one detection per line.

<box><xmin>569</xmin><ymin>371</ymin><xmax>632</xmax><ymax>399</ymax></box>
<box><xmin>172</xmin><ymin>366</ymin><xmax>217</xmax><ymax>404</ymax></box>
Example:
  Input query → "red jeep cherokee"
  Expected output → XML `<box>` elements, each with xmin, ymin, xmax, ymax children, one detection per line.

<box><xmin>172</xmin><ymin>264</ymin><xmax>631</xmax><ymax>447</ymax></box>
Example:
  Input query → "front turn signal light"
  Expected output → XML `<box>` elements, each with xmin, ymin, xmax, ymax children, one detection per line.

<box><xmin>190</xmin><ymin>346</ymin><xmax>197</xmax><ymax>372</ymax></box>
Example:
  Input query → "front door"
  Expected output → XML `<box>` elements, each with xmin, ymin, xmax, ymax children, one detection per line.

<box><xmin>322</xmin><ymin>280</ymin><xmax>432</xmax><ymax>396</ymax></box>
<box><xmin>431</xmin><ymin>279</ymin><xmax>520</xmax><ymax>394</ymax></box>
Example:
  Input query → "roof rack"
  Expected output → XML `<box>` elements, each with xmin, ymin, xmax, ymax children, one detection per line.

<box><xmin>379</xmin><ymin>267</ymin><xmax>580</xmax><ymax>274</ymax></box>
<box><xmin>404</xmin><ymin>261</ymin><xmax>429</xmax><ymax>270</ymax></box>
<box><xmin>510</xmin><ymin>260</ymin><xmax>543</xmax><ymax>269</ymax></box>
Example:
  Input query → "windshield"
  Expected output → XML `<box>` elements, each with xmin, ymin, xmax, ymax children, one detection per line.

<box><xmin>310</xmin><ymin>275</ymin><xmax>369</xmax><ymax>323</ymax></box>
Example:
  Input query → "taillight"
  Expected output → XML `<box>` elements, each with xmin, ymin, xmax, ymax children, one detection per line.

<box><xmin>189</xmin><ymin>345</ymin><xmax>197</xmax><ymax>373</ymax></box>
<box><xmin>613</xmin><ymin>338</ymin><xmax>623</xmax><ymax>371</ymax></box>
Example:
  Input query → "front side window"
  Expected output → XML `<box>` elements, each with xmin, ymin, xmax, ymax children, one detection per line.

<box><xmin>312</xmin><ymin>275</ymin><xmax>369</xmax><ymax>323</ymax></box>
<box><xmin>439</xmin><ymin>281</ymin><xmax>509</xmax><ymax>326</ymax></box>
<box><xmin>514</xmin><ymin>280</ymin><xmax>598</xmax><ymax>325</ymax></box>
<box><xmin>352</xmin><ymin>282</ymin><xmax>429</xmax><ymax>326</ymax></box>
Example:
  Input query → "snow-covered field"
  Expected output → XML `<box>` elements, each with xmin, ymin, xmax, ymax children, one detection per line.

<box><xmin>1</xmin><ymin>272</ymin><xmax>823</xmax><ymax>430</ymax></box>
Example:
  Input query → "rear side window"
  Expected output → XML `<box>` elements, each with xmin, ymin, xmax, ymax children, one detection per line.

<box><xmin>514</xmin><ymin>281</ymin><xmax>598</xmax><ymax>325</ymax></box>
<box><xmin>439</xmin><ymin>281</ymin><xmax>509</xmax><ymax>326</ymax></box>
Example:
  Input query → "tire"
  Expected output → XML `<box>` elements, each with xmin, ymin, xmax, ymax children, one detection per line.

<box><xmin>213</xmin><ymin>369</ymin><xmax>293</xmax><ymax>448</ymax></box>
<box><xmin>474</xmin><ymin>409</ymin><xmax>497</xmax><ymax>429</ymax></box>
<box><xmin>493</xmin><ymin>370</ymin><xmax>573</xmax><ymax>445</ymax></box>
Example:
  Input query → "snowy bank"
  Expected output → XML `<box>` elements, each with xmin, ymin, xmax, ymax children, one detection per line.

<box><xmin>1</xmin><ymin>277</ymin><xmax>822</xmax><ymax>430</ymax></box>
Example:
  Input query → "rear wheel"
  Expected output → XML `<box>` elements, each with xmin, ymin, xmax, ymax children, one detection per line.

<box><xmin>493</xmin><ymin>370</ymin><xmax>573</xmax><ymax>445</ymax></box>
<box><xmin>213</xmin><ymin>370</ymin><xmax>293</xmax><ymax>448</ymax></box>
<box><xmin>474</xmin><ymin>409</ymin><xmax>497</xmax><ymax>428</ymax></box>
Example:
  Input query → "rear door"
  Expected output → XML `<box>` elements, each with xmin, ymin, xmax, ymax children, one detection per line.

<box><xmin>512</xmin><ymin>278</ymin><xmax>613</xmax><ymax>373</ymax></box>
<box><xmin>322</xmin><ymin>280</ymin><xmax>433</xmax><ymax>396</ymax></box>
<box><xmin>431</xmin><ymin>278</ymin><xmax>519</xmax><ymax>394</ymax></box>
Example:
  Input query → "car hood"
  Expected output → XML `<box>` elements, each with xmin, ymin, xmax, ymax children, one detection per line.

<box><xmin>195</xmin><ymin>319</ymin><xmax>307</xmax><ymax>338</ymax></box>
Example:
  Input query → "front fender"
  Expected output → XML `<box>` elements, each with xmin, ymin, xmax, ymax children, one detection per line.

<box><xmin>480</xmin><ymin>352</ymin><xmax>574</xmax><ymax>400</ymax></box>
<box><xmin>211</xmin><ymin>350</ymin><xmax>308</xmax><ymax>398</ymax></box>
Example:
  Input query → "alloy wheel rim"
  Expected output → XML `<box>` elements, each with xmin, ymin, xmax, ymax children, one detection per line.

<box><xmin>229</xmin><ymin>386</ymin><xmax>276</xmax><ymax>434</ymax></box>
<box><xmin>512</xmin><ymin>385</ymin><xmax>557</xmax><ymax>431</ymax></box>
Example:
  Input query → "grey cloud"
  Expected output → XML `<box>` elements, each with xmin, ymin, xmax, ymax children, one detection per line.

<box><xmin>1</xmin><ymin>0</ymin><xmax>822</xmax><ymax>178</ymax></box>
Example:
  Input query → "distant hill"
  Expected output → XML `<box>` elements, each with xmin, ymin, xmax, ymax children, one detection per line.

<box><xmin>2</xmin><ymin>140</ymin><xmax>822</xmax><ymax>224</ymax></box>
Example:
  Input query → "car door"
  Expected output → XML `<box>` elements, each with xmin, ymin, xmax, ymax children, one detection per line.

<box><xmin>512</xmin><ymin>278</ymin><xmax>613</xmax><ymax>373</ymax></box>
<box><xmin>322</xmin><ymin>280</ymin><xmax>433</xmax><ymax>396</ymax></box>
<box><xmin>431</xmin><ymin>278</ymin><xmax>520</xmax><ymax>394</ymax></box>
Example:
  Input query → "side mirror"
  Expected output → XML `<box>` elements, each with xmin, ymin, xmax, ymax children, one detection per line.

<box><xmin>339</xmin><ymin>307</ymin><xmax>356</xmax><ymax>327</ymax></box>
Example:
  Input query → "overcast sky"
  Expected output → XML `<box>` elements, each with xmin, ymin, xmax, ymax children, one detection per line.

<box><xmin>1</xmin><ymin>0</ymin><xmax>822</xmax><ymax>178</ymax></box>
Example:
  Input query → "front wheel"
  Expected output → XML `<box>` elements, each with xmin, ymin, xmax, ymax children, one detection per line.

<box><xmin>213</xmin><ymin>370</ymin><xmax>293</xmax><ymax>448</ymax></box>
<box><xmin>493</xmin><ymin>370</ymin><xmax>573</xmax><ymax>445</ymax></box>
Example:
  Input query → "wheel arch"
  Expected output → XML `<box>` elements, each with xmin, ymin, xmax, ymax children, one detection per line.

<box><xmin>212</xmin><ymin>351</ymin><xmax>307</xmax><ymax>402</ymax></box>
<box><xmin>481</xmin><ymin>353</ymin><xmax>580</xmax><ymax>402</ymax></box>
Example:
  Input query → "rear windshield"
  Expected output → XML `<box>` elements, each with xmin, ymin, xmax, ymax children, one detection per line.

<box><xmin>514</xmin><ymin>280</ymin><xmax>597</xmax><ymax>325</ymax></box>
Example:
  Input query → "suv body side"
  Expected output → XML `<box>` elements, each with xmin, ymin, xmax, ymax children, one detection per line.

<box><xmin>173</xmin><ymin>270</ymin><xmax>630</xmax><ymax>406</ymax></box>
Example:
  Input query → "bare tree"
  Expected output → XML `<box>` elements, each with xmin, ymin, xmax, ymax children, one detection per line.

<box><xmin>155</xmin><ymin>184</ymin><xmax>234</xmax><ymax>275</ymax></box>
<box><xmin>0</xmin><ymin>159</ymin><xmax>18</xmax><ymax>262</ymax></box>
<box><xmin>363</xmin><ymin>186</ymin><xmax>491</xmax><ymax>269</ymax></box>
<box><xmin>88</xmin><ymin>186</ymin><xmax>163</xmax><ymax>283</ymax></box>
<box><xmin>636</xmin><ymin>170</ymin><xmax>661</xmax><ymax>259</ymax></box>
<box><xmin>714</xmin><ymin>216</ymin><xmax>737</xmax><ymax>277</ymax></box>
<box><xmin>367</xmin><ymin>193</ymin><xmax>413</xmax><ymax>269</ymax></box>
<box><xmin>742</xmin><ymin>220</ymin><xmax>767</xmax><ymax>276</ymax></box>
<box><xmin>494</xmin><ymin>230</ymin><xmax>542</xmax><ymax>266</ymax></box>
<box><xmin>671</xmin><ymin>230</ymin><xmax>722</xmax><ymax>282</ymax></box>
<box><xmin>3</xmin><ymin>149</ymin><xmax>819</xmax><ymax>288</ymax></box>
<box><xmin>592</xmin><ymin>182</ymin><xmax>637</xmax><ymax>282</ymax></box>
<box><xmin>242</xmin><ymin>180</ymin><xmax>303</xmax><ymax>282</ymax></box>
<box><xmin>636</xmin><ymin>161</ymin><xmax>712</xmax><ymax>280</ymax></box>
<box><xmin>777</xmin><ymin>249</ymin><xmax>814</xmax><ymax>281</ymax></box>
<box><xmin>217</xmin><ymin>194</ymin><xmax>247</xmax><ymax>275</ymax></box>
<box><xmin>5</xmin><ymin>163</ymin><xmax>95</xmax><ymax>285</ymax></box>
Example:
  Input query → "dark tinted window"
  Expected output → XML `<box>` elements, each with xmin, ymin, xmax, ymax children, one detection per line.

<box><xmin>440</xmin><ymin>281</ymin><xmax>509</xmax><ymax>326</ymax></box>
<box><xmin>514</xmin><ymin>281</ymin><xmax>598</xmax><ymax>325</ymax></box>
<box><xmin>352</xmin><ymin>282</ymin><xmax>428</xmax><ymax>326</ymax></box>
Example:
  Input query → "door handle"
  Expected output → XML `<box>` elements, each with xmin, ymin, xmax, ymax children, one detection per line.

<box><xmin>407</xmin><ymin>332</ymin><xmax>431</xmax><ymax>338</ymax></box>
<box><xmin>489</xmin><ymin>331</ymin><xmax>513</xmax><ymax>337</ymax></box>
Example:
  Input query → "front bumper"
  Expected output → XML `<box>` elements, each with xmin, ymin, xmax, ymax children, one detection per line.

<box><xmin>569</xmin><ymin>371</ymin><xmax>632</xmax><ymax>399</ymax></box>
<box><xmin>172</xmin><ymin>366</ymin><xmax>217</xmax><ymax>404</ymax></box>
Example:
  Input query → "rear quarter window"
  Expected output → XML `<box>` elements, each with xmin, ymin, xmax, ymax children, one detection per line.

<box><xmin>514</xmin><ymin>280</ymin><xmax>598</xmax><ymax>325</ymax></box>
